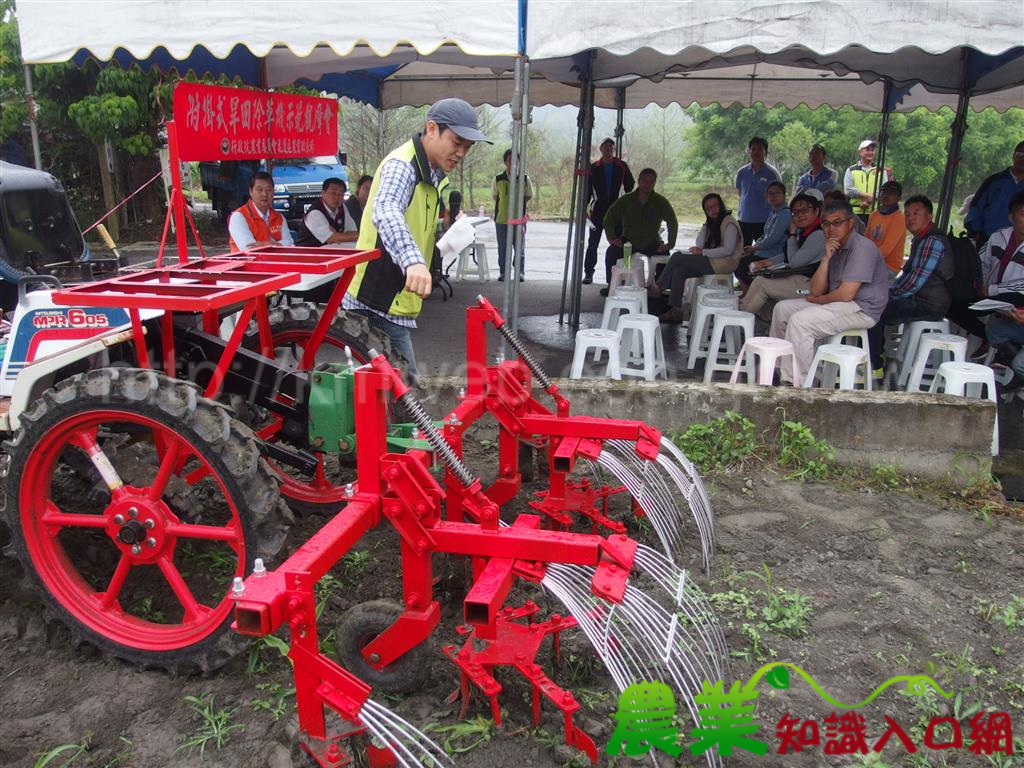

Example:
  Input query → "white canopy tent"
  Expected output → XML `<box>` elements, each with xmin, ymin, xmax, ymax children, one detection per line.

<box><xmin>526</xmin><ymin>0</ymin><xmax>1024</xmax><ymax>326</ymax></box>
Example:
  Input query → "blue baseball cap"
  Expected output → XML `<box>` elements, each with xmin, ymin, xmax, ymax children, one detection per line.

<box><xmin>426</xmin><ymin>98</ymin><xmax>492</xmax><ymax>144</ymax></box>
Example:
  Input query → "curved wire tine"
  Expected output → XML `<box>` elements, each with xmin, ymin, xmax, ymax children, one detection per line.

<box><xmin>605</xmin><ymin>441</ymin><xmax>688</xmax><ymax>552</ymax></box>
<box><xmin>542</xmin><ymin>566</ymin><xmax>723</xmax><ymax>768</ymax></box>
<box><xmin>360</xmin><ymin>700</ymin><xmax>450</xmax><ymax>768</ymax></box>
<box><xmin>597</xmin><ymin>452</ymin><xmax>680</xmax><ymax>560</ymax></box>
<box><xmin>659</xmin><ymin>437</ymin><xmax>715</xmax><ymax>541</ymax></box>
<box><xmin>630</xmin><ymin>546</ymin><xmax>729</xmax><ymax>669</ymax></box>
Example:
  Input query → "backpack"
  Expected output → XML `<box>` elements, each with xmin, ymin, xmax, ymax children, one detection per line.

<box><xmin>943</xmin><ymin>228</ymin><xmax>983</xmax><ymax>304</ymax></box>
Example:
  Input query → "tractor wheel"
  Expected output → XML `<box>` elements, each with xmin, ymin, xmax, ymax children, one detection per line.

<box><xmin>243</xmin><ymin>302</ymin><xmax>408</xmax><ymax>516</ymax></box>
<box><xmin>335</xmin><ymin>600</ymin><xmax>429</xmax><ymax>695</ymax></box>
<box><xmin>2</xmin><ymin>367</ymin><xmax>291</xmax><ymax>673</ymax></box>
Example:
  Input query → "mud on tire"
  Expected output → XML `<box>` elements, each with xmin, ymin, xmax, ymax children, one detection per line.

<box><xmin>335</xmin><ymin>600</ymin><xmax>429</xmax><ymax>695</ymax></box>
<box><xmin>2</xmin><ymin>367</ymin><xmax>291</xmax><ymax>673</ymax></box>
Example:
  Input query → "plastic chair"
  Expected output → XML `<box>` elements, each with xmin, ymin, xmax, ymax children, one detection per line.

<box><xmin>729</xmin><ymin>336</ymin><xmax>801</xmax><ymax>386</ymax></box>
<box><xmin>703</xmin><ymin>310</ymin><xmax>755</xmax><ymax>383</ymax></box>
<box><xmin>930</xmin><ymin>361</ymin><xmax>998</xmax><ymax>454</ymax></box>
<box><xmin>618</xmin><ymin>314</ymin><xmax>668</xmax><ymax>380</ymax></box>
<box><xmin>687</xmin><ymin>285</ymin><xmax>732</xmax><ymax>338</ymax></box>
<box><xmin>642</xmin><ymin>254</ymin><xmax>670</xmax><ymax>288</ymax></box>
<box><xmin>904</xmin><ymin>333</ymin><xmax>967</xmax><ymax>392</ymax></box>
<box><xmin>701</xmin><ymin>273</ymin><xmax>733</xmax><ymax>290</ymax></box>
<box><xmin>896</xmin><ymin>320</ymin><xmax>950</xmax><ymax>386</ymax></box>
<box><xmin>686</xmin><ymin>295</ymin><xmax>739</xmax><ymax>369</ymax></box>
<box><xmin>612</xmin><ymin>285</ymin><xmax>649</xmax><ymax>315</ymax></box>
<box><xmin>599</xmin><ymin>293</ymin><xmax>643</xmax><ymax>336</ymax></box>
<box><xmin>803</xmin><ymin>343</ymin><xmax>872</xmax><ymax>390</ymax></box>
<box><xmin>570</xmin><ymin>329</ymin><xmax>622</xmax><ymax>380</ymax></box>
<box><xmin>609</xmin><ymin>259</ymin><xmax>645</xmax><ymax>295</ymax></box>
<box><xmin>455</xmin><ymin>242</ymin><xmax>490</xmax><ymax>281</ymax></box>
<box><xmin>827</xmin><ymin>329</ymin><xmax>870</xmax><ymax>349</ymax></box>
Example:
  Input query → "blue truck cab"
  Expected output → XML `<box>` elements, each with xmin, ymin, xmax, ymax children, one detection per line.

<box><xmin>200</xmin><ymin>154</ymin><xmax>348</xmax><ymax>224</ymax></box>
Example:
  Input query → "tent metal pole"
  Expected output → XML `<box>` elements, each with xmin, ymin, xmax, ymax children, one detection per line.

<box><xmin>23</xmin><ymin>64</ymin><xmax>42</xmax><ymax>169</ymax></box>
<box><xmin>873</xmin><ymin>78</ymin><xmax>892</xmax><ymax>214</ymax></box>
<box><xmin>558</xmin><ymin>86</ymin><xmax>587</xmax><ymax>324</ymax></box>
<box><xmin>510</xmin><ymin>58</ymin><xmax>531</xmax><ymax>336</ymax></box>
<box><xmin>501</xmin><ymin>56</ymin><xmax>526</xmax><ymax>345</ymax></box>
<box><xmin>569</xmin><ymin>77</ymin><xmax>596</xmax><ymax>330</ymax></box>
<box><xmin>937</xmin><ymin>52</ymin><xmax>972</xmax><ymax>233</ymax></box>
<box><xmin>614</xmin><ymin>87</ymin><xmax>626</xmax><ymax>156</ymax></box>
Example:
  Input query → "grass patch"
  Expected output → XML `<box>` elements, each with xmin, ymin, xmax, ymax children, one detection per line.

<box><xmin>177</xmin><ymin>693</ymin><xmax>245</xmax><ymax>757</ymax></box>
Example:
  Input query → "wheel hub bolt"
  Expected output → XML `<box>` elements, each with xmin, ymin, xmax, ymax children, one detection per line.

<box><xmin>368</xmin><ymin>652</ymin><xmax>381</xmax><ymax>663</ymax></box>
<box><xmin>145</xmin><ymin>537</ymin><xmax>157</xmax><ymax>548</ymax></box>
<box><xmin>113</xmin><ymin>514</ymin><xmax>125</xmax><ymax>525</ymax></box>
<box><xmin>128</xmin><ymin>507</ymin><xmax>138</xmax><ymax>518</ymax></box>
<box><xmin>143</xmin><ymin>519</ymin><xmax>155</xmax><ymax>529</ymax></box>
<box><xmin>131</xmin><ymin>544</ymin><xmax>142</xmax><ymax>555</ymax></box>
<box><xmin>117</xmin><ymin>519</ymin><xmax>147</xmax><ymax>546</ymax></box>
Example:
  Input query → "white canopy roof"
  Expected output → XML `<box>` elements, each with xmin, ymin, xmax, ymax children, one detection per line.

<box><xmin>17</xmin><ymin>0</ymin><xmax>521</xmax><ymax>62</ymax></box>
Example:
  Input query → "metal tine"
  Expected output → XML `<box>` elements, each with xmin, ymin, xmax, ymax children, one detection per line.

<box><xmin>655</xmin><ymin>447</ymin><xmax>715</xmax><ymax>552</ymax></box>
<box><xmin>659</xmin><ymin>437</ymin><xmax>715</xmax><ymax>541</ymax></box>
<box><xmin>656</xmin><ymin>455</ymin><xmax>714</xmax><ymax>569</ymax></box>
<box><xmin>360</xmin><ymin>699</ymin><xmax>451</xmax><ymax>768</ymax></box>
<box><xmin>631</xmin><ymin>545</ymin><xmax>729</xmax><ymax>668</ymax></box>
<box><xmin>542</xmin><ymin>566</ymin><xmax>723</xmax><ymax>768</ymax></box>
<box><xmin>605</xmin><ymin>441</ymin><xmax>687</xmax><ymax>548</ymax></box>
<box><xmin>596</xmin><ymin>451</ymin><xmax>680</xmax><ymax>559</ymax></box>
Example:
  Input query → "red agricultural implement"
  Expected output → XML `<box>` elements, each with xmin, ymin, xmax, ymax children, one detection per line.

<box><xmin>0</xmin><ymin>244</ymin><xmax>727</xmax><ymax>767</ymax></box>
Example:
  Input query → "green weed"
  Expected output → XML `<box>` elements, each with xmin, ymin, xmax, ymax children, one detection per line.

<box><xmin>177</xmin><ymin>693</ymin><xmax>245</xmax><ymax>757</ymax></box>
<box><xmin>250</xmin><ymin>682</ymin><xmax>295</xmax><ymax>722</ymax></box>
<box><xmin>975</xmin><ymin>596</ymin><xmax>1024</xmax><ymax>632</ymax></box>
<box><xmin>774</xmin><ymin>419</ymin><xmax>834</xmax><ymax>480</ymax></box>
<box><xmin>425</xmin><ymin>715</ymin><xmax>494</xmax><ymax>754</ymax></box>
<box><xmin>670</xmin><ymin>411</ymin><xmax>757</xmax><ymax>473</ymax></box>
<box><xmin>34</xmin><ymin>736</ymin><xmax>91</xmax><ymax>768</ymax></box>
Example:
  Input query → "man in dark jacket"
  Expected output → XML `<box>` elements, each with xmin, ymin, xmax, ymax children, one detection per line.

<box><xmin>866</xmin><ymin>194</ymin><xmax>953</xmax><ymax>376</ymax></box>
<box><xmin>583</xmin><ymin>137</ymin><xmax>634</xmax><ymax>284</ymax></box>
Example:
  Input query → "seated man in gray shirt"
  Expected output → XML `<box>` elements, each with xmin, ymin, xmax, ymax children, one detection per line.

<box><xmin>769</xmin><ymin>199</ymin><xmax>889</xmax><ymax>383</ymax></box>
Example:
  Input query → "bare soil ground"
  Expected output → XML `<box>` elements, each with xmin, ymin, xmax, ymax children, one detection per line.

<box><xmin>1</xmin><ymin>421</ymin><xmax>1022</xmax><ymax>768</ymax></box>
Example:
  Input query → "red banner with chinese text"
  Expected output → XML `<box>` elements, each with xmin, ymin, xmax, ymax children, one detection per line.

<box><xmin>172</xmin><ymin>82</ymin><xmax>338</xmax><ymax>161</ymax></box>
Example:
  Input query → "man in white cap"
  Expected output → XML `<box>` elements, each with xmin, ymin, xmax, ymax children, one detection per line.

<box><xmin>344</xmin><ymin>98</ymin><xmax>491</xmax><ymax>382</ymax></box>
<box><xmin>844</xmin><ymin>139</ymin><xmax>892</xmax><ymax>224</ymax></box>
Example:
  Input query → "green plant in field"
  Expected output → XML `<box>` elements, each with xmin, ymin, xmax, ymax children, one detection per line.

<box><xmin>176</xmin><ymin>541</ymin><xmax>236</xmax><ymax>584</ymax></box>
<box><xmin>177</xmin><ymin>693</ymin><xmax>245</xmax><ymax>757</ymax></box>
<box><xmin>250</xmin><ymin>682</ymin><xmax>295</xmax><ymax>722</ymax></box>
<box><xmin>130</xmin><ymin>596</ymin><xmax>166</xmax><ymax>623</ymax></box>
<box><xmin>975</xmin><ymin>596</ymin><xmax>1024</xmax><ymax>631</ymax></box>
<box><xmin>869</xmin><ymin>464</ymin><xmax>904</xmax><ymax>490</ymax></box>
<box><xmin>425</xmin><ymin>715</ymin><xmax>494</xmax><ymax>754</ymax></box>
<box><xmin>774</xmin><ymin>419</ymin><xmax>834</xmax><ymax>479</ymax></box>
<box><xmin>246</xmin><ymin>632</ymin><xmax>290</xmax><ymax>675</ymax></box>
<box><xmin>670</xmin><ymin>411</ymin><xmax>757</xmax><ymax>472</ymax></box>
<box><xmin>34</xmin><ymin>736</ymin><xmax>91</xmax><ymax>768</ymax></box>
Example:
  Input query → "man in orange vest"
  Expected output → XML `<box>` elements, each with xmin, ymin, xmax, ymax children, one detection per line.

<box><xmin>228</xmin><ymin>171</ymin><xmax>295</xmax><ymax>250</ymax></box>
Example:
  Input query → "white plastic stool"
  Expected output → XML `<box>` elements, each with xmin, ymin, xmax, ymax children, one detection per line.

<box><xmin>455</xmin><ymin>242</ymin><xmax>490</xmax><ymax>281</ymax></box>
<box><xmin>612</xmin><ymin>285</ymin><xmax>649</xmax><ymax>314</ymax></box>
<box><xmin>599</xmin><ymin>293</ymin><xmax>643</xmax><ymax>334</ymax></box>
<box><xmin>609</xmin><ymin>259</ymin><xmax>645</xmax><ymax>295</ymax></box>
<box><xmin>618</xmin><ymin>314</ymin><xmax>668</xmax><ymax>380</ymax></box>
<box><xmin>701</xmin><ymin>273</ymin><xmax>733</xmax><ymax>290</ymax></box>
<box><xmin>803</xmin><ymin>343</ymin><xmax>872</xmax><ymax>390</ymax></box>
<box><xmin>643</xmin><ymin>254</ymin><xmax>670</xmax><ymax>288</ymax></box>
<box><xmin>896</xmin><ymin>320</ymin><xmax>951</xmax><ymax>386</ymax></box>
<box><xmin>729</xmin><ymin>337</ymin><xmax>801</xmax><ymax>385</ymax></box>
<box><xmin>930</xmin><ymin>361</ymin><xmax>999</xmax><ymax>454</ymax></box>
<box><xmin>686</xmin><ymin>295</ymin><xmax>739</xmax><ymax>369</ymax></box>
<box><xmin>703</xmin><ymin>310</ymin><xmax>756</xmax><ymax>383</ymax></box>
<box><xmin>905</xmin><ymin>333</ymin><xmax>967</xmax><ymax>392</ymax></box>
<box><xmin>571</xmin><ymin>330</ymin><xmax>622</xmax><ymax>380</ymax></box>
<box><xmin>827</xmin><ymin>329</ymin><xmax>870</xmax><ymax>349</ymax></box>
<box><xmin>687</xmin><ymin>285</ymin><xmax>732</xmax><ymax>338</ymax></box>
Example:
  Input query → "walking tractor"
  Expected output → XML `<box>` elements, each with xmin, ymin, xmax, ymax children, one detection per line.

<box><xmin>0</xmin><ymin>101</ymin><xmax>728</xmax><ymax>768</ymax></box>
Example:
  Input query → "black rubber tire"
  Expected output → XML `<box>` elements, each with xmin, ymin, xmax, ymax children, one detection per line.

<box><xmin>2</xmin><ymin>367</ymin><xmax>291</xmax><ymax>673</ymax></box>
<box><xmin>243</xmin><ymin>302</ymin><xmax>409</xmax><ymax>517</ymax></box>
<box><xmin>335</xmin><ymin>600</ymin><xmax>429</xmax><ymax>695</ymax></box>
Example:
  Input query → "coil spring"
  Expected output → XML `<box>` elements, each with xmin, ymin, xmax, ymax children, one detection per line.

<box><xmin>496</xmin><ymin>322</ymin><xmax>551</xmax><ymax>389</ymax></box>
<box><xmin>397</xmin><ymin>390</ymin><xmax>476</xmax><ymax>487</ymax></box>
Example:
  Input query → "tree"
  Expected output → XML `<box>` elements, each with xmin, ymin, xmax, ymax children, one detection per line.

<box><xmin>769</xmin><ymin>122</ymin><xmax>815</xmax><ymax>190</ymax></box>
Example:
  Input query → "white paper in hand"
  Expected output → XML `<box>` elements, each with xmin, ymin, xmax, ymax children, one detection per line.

<box><xmin>969</xmin><ymin>299</ymin><xmax>1016</xmax><ymax>312</ymax></box>
<box><xmin>437</xmin><ymin>217</ymin><xmax>477</xmax><ymax>261</ymax></box>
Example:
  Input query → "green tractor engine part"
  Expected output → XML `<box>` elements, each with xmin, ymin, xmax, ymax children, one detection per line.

<box><xmin>307</xmin><ymin>363</ymin><xmax>435</xmax><ymax>455</ymax></box>
<box><xmin>308</xmin><ymin>363</ymin><xmax>357</xmax><ymax>453</ymax></box>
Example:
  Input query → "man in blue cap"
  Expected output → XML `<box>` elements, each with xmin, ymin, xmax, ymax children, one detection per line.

<box><xmin>344</xmin><ymin>98</ymin><xmax>491</xmax><ymax>382</ymax></box>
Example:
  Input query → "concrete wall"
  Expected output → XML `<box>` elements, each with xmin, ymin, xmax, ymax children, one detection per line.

<box><xmin>419</xmin><ymin>377</ymin><xmax>995</xmax><ymax>484</ymax></box>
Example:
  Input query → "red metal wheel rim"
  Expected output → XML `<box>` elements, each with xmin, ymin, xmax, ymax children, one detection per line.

<box><xmin>18</xmin><ymin>409</ymin><xmax>247</xmax><ymax>652</ymax></box>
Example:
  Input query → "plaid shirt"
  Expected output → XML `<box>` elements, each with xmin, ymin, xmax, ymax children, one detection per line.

<box><xmin>343</xmin><ymin>155</ymin><xmax>446</xmax><ymax>328</ymax></box>
<box><xmin>891</xmin><ymin>228</ymin><xmax>945</xmax><ymax>299</ymax></box>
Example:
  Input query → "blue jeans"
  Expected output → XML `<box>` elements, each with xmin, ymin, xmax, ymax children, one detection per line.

<box><xmin>986</xmin><ymin>316</ymin><xmax>1024</xmax><ymax>378</ymax></box>
<box><xmin>495</xmin><ymin>222</ymin><xmax>524</xmax><ymax>278</ymax></box>
<box><xmin>867</xmin><ymin>295</ymin><xmax>945</xmax><ymax>369</ymax></box>
<box><xmin>348</xmin><ymin>309</ymin><xmax>418</xmax><ymax>383</ymax></box>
